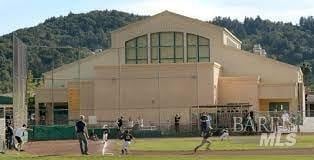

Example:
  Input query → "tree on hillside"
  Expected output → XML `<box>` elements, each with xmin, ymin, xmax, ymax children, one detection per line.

<box><xmin>300</xmin><ymin>63</ymin><xmax>312</xmax><ymax>86</ymax></box>
<box><xmin>26</xmin><ymin>70</ymin><xmax>37</xmax><ymax>99</ymax></box>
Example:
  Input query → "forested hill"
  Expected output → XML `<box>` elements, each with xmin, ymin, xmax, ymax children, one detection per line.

<box><xmin>1</xmin><ymin>10</ymin><xmax>314</xmax><ymax>94</ymax></box>
<box><xmin>0</xmin><ymin>10</ymin><xmax>146</xmax><ymax>93</ymax></box>
<box><xmin>212</xmin><ymin>16</ymin><xmax>314</xmax><ymax>65</ymax></box>
<box><xmin>211</xmin><ymin>16</ymin><xmax>314</xmax><ymax>86</ymax></box>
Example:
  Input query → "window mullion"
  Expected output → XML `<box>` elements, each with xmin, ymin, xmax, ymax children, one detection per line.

<box><xmin>174</xmin><ymin>32</ymin><xmax>176</xmax><ymax>63</ymax></box>
<box><xmin>125</xmin><ymin>47</ymin><xmax>128</xmax><ymax>64</ymax></box>
<box><xmin>158</xmin><ymin>33</ymin><xmax>161</xmax><ymax>63</ymax></box>
<box><xmin>209</xmin><ymin>39</ymin><xmax>210</xmax><ymax>62</ymax></box>
<box><xmin>135</xmin><ymin>38</ymin><xmax>138</xmax><ymax>64</ymax></box>
<box><xmin>197</xmin><ymin>36</ymin><xmax>200</xmax><ymax>62</ymax></box>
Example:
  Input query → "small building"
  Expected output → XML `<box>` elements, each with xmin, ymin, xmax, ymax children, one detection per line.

<box><xmin>0</xmin><ymin>93</ymin><xmax>13</xmax><ymax>122</ymax></box>
<box><xmin>34</xmin><ymin>11</ymin><xmax>305</xmax><ymax>127</ymax></box>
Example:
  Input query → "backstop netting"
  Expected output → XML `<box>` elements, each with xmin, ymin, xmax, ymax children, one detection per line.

<box><xmin>13</xmin><ymin>35</ymin><xmax>27</xmax><ymax>128</ymax></box>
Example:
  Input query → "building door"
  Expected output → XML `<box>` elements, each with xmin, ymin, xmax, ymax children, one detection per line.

<box><xmin>306</xmin><ymin>104</ymin><xmax>314</xmax><ymax>117</ymax></box>
<box><xmin>269</xmin><ymin>102</ymin><xmax>289</xmax><ymax>112</ymax></box>
<box><xmin>53</xmin><ymin>103</ymin><xmax>68</xmax><ymax>125</ymax></box>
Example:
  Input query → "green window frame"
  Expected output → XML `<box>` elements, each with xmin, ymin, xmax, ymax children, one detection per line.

<box><xmin>187</xmin><ymin>33</ymin><xmax>210</xmax><ymax>62</ymax></box>
<box><xmin>125</xmin><ymin>35</ymin><xmax>148</xmax><ymax>64</ymax></box>
<box><xmin>151</xmin><ymin>32</ymin><xmax>184</xmax><ymax>63</ymax></box>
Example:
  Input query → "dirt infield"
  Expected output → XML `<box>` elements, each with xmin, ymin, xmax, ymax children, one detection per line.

<box><xmin>23</xmin><ymin>140</ymin><xmax>314</xmax><ymax>156</ymax></box>
<box><xmin>24</xmin><ymin>140</ymin><xmax>113</xmax><ymax>156</ymax></box>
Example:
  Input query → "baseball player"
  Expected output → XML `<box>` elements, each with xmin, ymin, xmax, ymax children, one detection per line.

<box><xmin>120</xmin><ymin>130</ymin><xmax>134</xmax><ymax>155</ymax></box>
<box><xmin>75</xmin><ymin>115</ymin><xmax>89</xmax><ymax>155</ymax></box>
<box><xmin>194</xmin><ymin>129</ymin><xmax>212</xmax><ymax>153</ymax></box>
<box><xmin>200</xmin><ymin>113</ymin><xmax>208</xmax><ymax>136</ymax></box>
<box><xmin>14</xmin><ymin>124</ymin><xmax>27</xmax><ymax>151</ymax></box>
<box><xmin>117</xmin><ymin>117</ymin><xmax>123</xmax><ymax>131</ymax></box>
<box><xmin>220</xmin><ymin>128</ymin><xmax>230</xmax><ymax>141</ymax></box>
<box><xmin>102</xmin><ymin>124</ymin><xmax>109</xmax><ymax>155</ymax></box>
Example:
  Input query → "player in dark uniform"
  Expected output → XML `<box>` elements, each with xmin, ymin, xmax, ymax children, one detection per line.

<box><xmin>5</xmin><ymin>123</ymin><xmax>14</xmax><ymax>149</ymax></box>
<box><xmin>200</xmin><ymin>113</ymin><xmax>208</xmax><ymax>136</ymax></box>
<box><xmin>75</xmin><ymin>115</ymin><xmax>89</xmax><ymax>155</ymax></box>
<box><xmin>117</xmin><ymin>117</ymin><xmax>123</xmax><ymax>131</ymax></box>
<box><xmin>194</xmin><ymin>129</ymin><xmax>212</xmax><ymax>153</ymax></box>
<box><xmin>174</xmin><ymin>114</ymin><xmax>181</xmax><ymax>133</ymax></box>
<box><xmin>120</xmin><ymin>130</ymin><xmax>134</xmax><ymax>155</ymax></box>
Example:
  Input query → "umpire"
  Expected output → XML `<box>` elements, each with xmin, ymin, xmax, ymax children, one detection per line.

<box><xmin>5</xmin><ymin>123</ymin><xmax>14</xmax><ymax>150</ymax></box>
<box><xmin>76</xmin><ymin>115</ymin><xmax>89</xmax><ymax>155</ymax></box>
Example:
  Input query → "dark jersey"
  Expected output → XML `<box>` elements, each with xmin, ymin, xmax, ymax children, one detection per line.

<box><xmin>103</xmin><ymin>128</ymin><xmax>109</xmax><ymax>134</ymax></box>
<box><xmin>121</xmin><ymin>133</ymin><xmax>133</xmax><ymax>141</ymax></box>
<box><xmin>76</xmin><ymin>121</ymin><xmax>86</xmax><ymax>133</ymax></box>
<box><xmin>6</xmin><ymin>126</ymin><xmax>14</xmax><ymax>136</ymax></box>
<box><xmin>118</xmin><ymin>119</ymin><xmax>123</xmax><ymax>127</ymax></box>
<box><xmin>175</xmin><ymin>116</ymin><xmax>180</xmax><ymax>125</ymax></box>
<box><xmin>200</xmin><ymin>115</ymin><xmax>207</xmax><ymax>125</ymax></box>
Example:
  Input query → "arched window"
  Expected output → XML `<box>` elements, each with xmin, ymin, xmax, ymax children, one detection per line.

<box><xmin>151</xmin><ymin>32</ymin><xmax>184</xmax><ymax>63</ymax></box>
<box><xmin>125</xmin><ymin>35</ymin><xmax>148</xmax><ymax>64</ymax></box>
<box><xmin>187</xmin><ymin>34</ymin><xmax>210</xmax><ymax>62</ymax></box>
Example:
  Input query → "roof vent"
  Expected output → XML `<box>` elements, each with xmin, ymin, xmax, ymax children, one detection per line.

<box><xmin>94</xmin><ymin>49</ymin><xmax>103</xmax><ymax>53</ymax></box>
<box><xmin>253</xmin><ymin>44</ymin><xmax>267</xmax><ymax>56</ymax></box>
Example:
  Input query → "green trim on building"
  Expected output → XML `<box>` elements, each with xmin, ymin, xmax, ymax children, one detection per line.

<box><xmin>0</xmin><ymin>96</ymin><xmax>13</xmax><ymax>104</ymax></box>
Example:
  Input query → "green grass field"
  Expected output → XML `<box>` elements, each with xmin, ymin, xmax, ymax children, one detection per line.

<box><xmin>1</xmin><ymin>134</ymin><xmax>313</xmax><ymax>160</ymax></box>
<box><xmin>1</xmin><ymin>154</ymin><xmax>314</xmax><ymax>160</ymax></box>
<box><xmin>130</xmin><ymin>135</ymin><xmax>314</xmax><ymax>151</ymax></box>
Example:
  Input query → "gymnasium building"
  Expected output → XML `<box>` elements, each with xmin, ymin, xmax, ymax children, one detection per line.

<box><xmin>34</xmin><ymin>11</ymin><xmax>305</xmax><ymax>128</ymax></box>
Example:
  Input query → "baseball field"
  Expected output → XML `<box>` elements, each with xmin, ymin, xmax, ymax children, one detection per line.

<box><xmin>1</xmin><ymin>134</ymin><xmax>314</xmax><ymax>160</ymax></box>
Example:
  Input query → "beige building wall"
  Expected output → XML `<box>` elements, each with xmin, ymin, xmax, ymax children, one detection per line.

<box><xmin>212</xmin><ymin>45</ymin><xmax>302</xmax><ymax>111</ymax></box>
<box><xmin>35</xmin><ymin>88</ymin><xmax>68</xmax><ymax>103</ymax></box>
<box><xmin>35</xmin><ymin>11</ymin><xmax>304</xmax><ymax>125</ymax></box>
<box><xmin>213</xmin><ymin>64</ymin><xmax>221</xmax><ymax>105</ymax></box>
<box><xmin>43</xmin><ymin>49</ymin><xmax>118</xmax><ymax>88</ymax></box>
<box><xmin>218</xmin><ymin>76</ymin><xmax>260</xmax><ymax>110</ymax></box>
<box><xmin>93</xmin><ymin>63</ymin><xmax>220</xmax><ymax>125</ymax></box>
<box><xmin>212</xmin><ymin>46</ymin><xmax>301</xmax><ymax>84</ymax></box>
<box><xmin>67</xmin><ymin>81</ymin><xmax>95</xmax><ymax>121</ymax></box>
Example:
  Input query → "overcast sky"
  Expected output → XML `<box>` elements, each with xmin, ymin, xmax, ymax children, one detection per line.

<box><xmin>1</xmin><ymin>0</ymin><xmax>314</xmax><ymax>36</ymax></box>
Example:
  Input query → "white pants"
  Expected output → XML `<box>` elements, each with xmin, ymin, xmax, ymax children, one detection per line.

<box><xmin>102</xmin><ymin>140</ymin><xmax>108</xmax><ymax>155</ymax></box>
<box><xmin>122</xmin><ymin>141</ymin><xmax>131</xmax><ymax>150</ymax></box>
<box><xmin>220</xmin><ymin>132</ymin><xmax>229</xmax><ymax>140</ymax></box>
<box><xmin>103</xmin><ymin>133</ymin><xmax>108</xmax><ymax>142</ymax></box>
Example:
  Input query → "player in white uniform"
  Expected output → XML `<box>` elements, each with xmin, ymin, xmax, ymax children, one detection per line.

<box><xmin>14</xmin><ymin>124</ymin><xmax>27</xmax><ymax>151</ymax></box>
<box><xmin>102</xmin><ymin>125</ymin><xmax>109</xmax><ymax>155</ymax></box>
<box><xmin>281</xmin><ymin>111</ymin><xmax>290</xmax><ymax>131</ymax></box>
<box><xmin>120</xmin><ymin>130</ymin><xmax>134</xmax><ymax>155</ymax></box>
<box><xmin>220</xmin><ymin>128</ymin><xmax>230</xmax><ymax>141</ymax></box>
